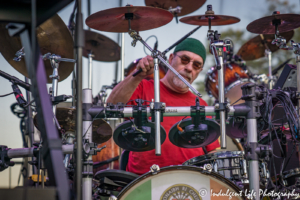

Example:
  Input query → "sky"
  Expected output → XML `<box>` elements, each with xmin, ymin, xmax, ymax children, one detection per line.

<box><xmin>1</xmin><ymin>0</ymin><xmax>300</xmax><ymax>187</ymax></box>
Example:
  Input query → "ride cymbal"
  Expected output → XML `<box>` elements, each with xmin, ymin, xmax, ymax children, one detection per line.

<box><xmin>0</xmin><ymin>14</ymin><xmax>74</xmax><ymax>83</ymax></box>
<box><xmin>85</xmin><ymin>6</ymin><xmax>173</xmax><ymax>32</ymax></box>
<box><xmin>237</xmin><ymin>30</ymin><xmax>294</xmax><ymax>61</ymax></box>
<box><xmin>247</xmin><ymin>13</ymin><xmax>300</xmax><ymax>34</ymax></box>
<box><xmin>145</xmin><ymin>0</ymin><xmax>206</xmax><ymax>16</ymax></box>
<box><xmin>180</xmin><ymin>14</ymin><xmax>240</xmax><ymax>26</ymax></box>
<box><xmin>83</xmin><ymin>30</ymin><xmax>120</xmax><ymax>62</ymax></box>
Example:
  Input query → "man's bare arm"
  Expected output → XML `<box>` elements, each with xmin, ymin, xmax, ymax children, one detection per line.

<box><xmin>106</xmin><ymin>55</ymin><xmax>154</xmax><ymax>104</ymax></box>
<box><xmin>106</xmin><ymin>74</ymin><xmax>143</xmax><ymax>104</ymax></box>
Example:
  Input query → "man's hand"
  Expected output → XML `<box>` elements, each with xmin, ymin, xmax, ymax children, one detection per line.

<box><xmin>207</xmin><ymin>150</ymin><xmax>217</xmax><ymax>154</ymax></box>
<box><xmin>135</xmin><ymin>55</ymin><xmax>154</xmax><ymax>78</ymax></box>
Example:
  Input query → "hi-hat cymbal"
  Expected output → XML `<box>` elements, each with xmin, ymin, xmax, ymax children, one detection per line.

<box><xmin>85</xmin><ymin>6</ymin><xmax>173</xmax><ymax>32</ymax></box>
<box><xmin>169</xmin><ymin>118</ymin><xmax>220</xmax><ymax>148</ymax></box>
<box><xmin>247</xmin><ymin>13</ymin><xmax>300</xmax><ymax>34</ymax></box>
<box><xmin>180</xmin><ymin>14</ymin><xmax>240</xmax><ymax>26</ymax></box>
<box><xmin>83</xmin><ymin>30</ymin><xmax>120</xmax><ymax>62</ymax></box>
<box><xmin>0</xmin><ymin>14</ymin><xmax>74</xmax><ymax>83</ymax></box>
<box><xmin>34</xmin><ymin>107</ymin><xmax>112</xmax><ymax>144</ymax></box>
<box><xmin>237</xmin><ymin>30</ymin><xmax>294</xmax><ymax>61</ymax></box>
<box><xmin>145</xmin><ymin>0</ymin><xmax>206</xmax><ymax>16</ymax></box>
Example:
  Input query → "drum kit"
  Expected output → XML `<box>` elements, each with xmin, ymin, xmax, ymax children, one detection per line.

<box><xmin>2</xmin><ymin>1</ymin><xmax>300</xmax><ymax>200</ymax></box>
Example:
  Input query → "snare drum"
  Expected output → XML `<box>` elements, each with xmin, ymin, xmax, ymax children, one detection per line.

<box><xmin>117</xmin><ymin>165</ymin><xmax>244</xmax><ymax>200</ymax></box>
<box><xmin>205</xmin><ymin>62</ymin><xmax>254</xmax><ymax>104</ymax></box>
<box><xmin>183</xmin><ymin>151</ymin><xmax>248</xmax><ymax>186</ymax></box>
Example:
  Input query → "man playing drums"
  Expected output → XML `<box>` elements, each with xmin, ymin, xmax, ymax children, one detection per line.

<box><xmin>107</xmin><ymin>38</ymin><xmax>220</xmax><ymax>175</ymax></box>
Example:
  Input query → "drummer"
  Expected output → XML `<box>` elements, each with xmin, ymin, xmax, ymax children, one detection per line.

<box><xmin>107</xmin><ymin>38</ymin><xmax>220</xmax><ymax>175</ymax></box>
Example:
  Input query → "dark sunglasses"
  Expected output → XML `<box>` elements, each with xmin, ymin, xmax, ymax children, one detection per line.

<box><xmin>174</xmin><ymin>54</ymin><xmax>203</xmax><ymax>70</ymax></box>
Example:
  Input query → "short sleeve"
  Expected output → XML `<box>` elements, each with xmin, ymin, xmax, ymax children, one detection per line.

<box><xmin>127</xmin><ymin>80</ymin><xmax>145</xmax><ymax>105</ymax></box>
<box><xmin>205</xmin><ymin>139</ymin><xmax>220</xmax><ymax>152</ymax></box>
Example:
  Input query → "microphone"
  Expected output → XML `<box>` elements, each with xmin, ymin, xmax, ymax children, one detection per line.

<box><xmin>154</xmin><ymin>40</ymin><xmax>158</xmax><ymax>51</ymax></box>
<box><xmin>12</xmin><ymin>84</ymin><xmax>27</xmax><ymax>107</ymax></box>
<box><xmin>0</xmin><ymin>70</ymin><xmax>31</xmax><ymax>91</ymax></box>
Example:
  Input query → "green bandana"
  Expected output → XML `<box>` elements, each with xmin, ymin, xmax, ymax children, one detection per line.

<box><xmin>173</xmin><ymin>38</ymin><xmax>206</xmax><ymax>63</ymax></box>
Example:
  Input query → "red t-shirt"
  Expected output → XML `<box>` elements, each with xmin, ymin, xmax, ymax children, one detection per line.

<box><xmin>126</xmin><ymin>79</ymin><xmax>220</xmax><ymax>175</ymax></box>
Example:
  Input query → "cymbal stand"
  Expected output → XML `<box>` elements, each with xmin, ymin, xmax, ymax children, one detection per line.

<box><xmin>126</xmin><ymin>17</ymin><xmax>202</xmax><ymax>156</ymax></box>
<box><xmin>132</xmin><ymin>25</ymin><xmax>202</xmax><ymax>77</ymax></box>
<box><xmin>206</xmin><ymin>5</ymin><xmax>228</xmax><ymax>149</ymax></box>
<box><xmin>271</xmin><ymin>31</ymin><xmax>300</xmax><ymax>117</ymax></box>
<box><xmin>206</xmin><ymin>5</ymin><xmax>260</xmax><ymax>198</ymax></box>
<box><xmin>43</xmin><ymin>53</ymin><xmax>76</xmax><ymax>114</ymax></box>
<box><xmin>88</xmin><ymin>52</ymin><xmax>94</xmax><ymax>89</ymax></box>
<box><xmin>260</xmin><ymin>34</ymin><xmax>274</xmax><ymax>89</ymax></box>
<box><xmin>264</xmin><ymin>49</ymin><xmax>274</xmax><ymax>89</ymax></box>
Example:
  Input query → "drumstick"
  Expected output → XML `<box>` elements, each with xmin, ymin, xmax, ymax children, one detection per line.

<box><xmin>232</xmin><ymin>138</ymin><xmax>244</xmax><ymax>151</ymax></box>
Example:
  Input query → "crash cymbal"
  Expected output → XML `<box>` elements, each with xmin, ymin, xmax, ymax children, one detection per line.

<box><xmin>0</xmin><ymin>14</ymin><xmax>74</xmax><ymax>83</ymax></box>
<box><xmin>169</xmin><ymin>118</ymin><xmax>220</xmax><ymax>148</ymax></box>
<box><xmin>34</xmin><ymin>107</ymin><xmax>112</xmax><ymax>144</ymax></box>
<box><xmin>247</xmin><ymin>13</ymin><xmax>300</xmax><ymax>34</ymax></box>
<box><xmin>92</xmin><ymin>119</ymin><xmax>113</xmax><ymax>144</ymax></box>
<box><xmin>113</xmin><ymin>120</ymin><xmax>166</xmax><ymax>152</ymax></box>
<box><xmin>83</xmin><ymin>30</ymin><xmax>120</xmax><ymax>62</ymax></box>
<box><xmin>85</xmin><ymin>6</ymin><xmax>173</xmax><ymax>32</ymax></box>
<box><xmin>180</xmin><ymin>14</ymin><xmax>240</xmax><ymax>26</ymax></box>
<box><xmin>145</xmin><ymin>0</ymin><xmax>206</xmax><ymax>16</ymax></box>
<box><xmin>237</xmin><ymin>30</ymin><xmax>294</xmax><ymax>60</ymax></box>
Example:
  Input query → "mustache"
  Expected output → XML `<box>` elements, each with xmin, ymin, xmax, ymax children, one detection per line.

<box><xmin>178</xmin><ymin>73</ymin><xmax>192</xmax><ymax>81</ymax></box>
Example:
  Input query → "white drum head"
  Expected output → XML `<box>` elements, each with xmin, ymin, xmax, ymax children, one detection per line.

<box><xmin>118</xmin><ymin>166</ymin><xmax>243</xmax><ymax>200</ymax></box>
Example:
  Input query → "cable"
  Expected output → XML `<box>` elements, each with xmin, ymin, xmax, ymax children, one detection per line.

<box><xmin>230</xmin><ymin>97</ymin><xmax>242</xmax><ymax>106</ymax></box>
<box><xmin>0</xmin><ymin>92</ymin><xmax>14</xmax><ymax>97</ymax></box>
<box><xmin>23</xmin><ymin>100</ymin><xmax>36</xmax><ymax>108</ymax></box>
<box><xmin>82</xmin><ymin>109</ymin><xmax>104</xmax><ymax>138</ymax></box>
<box><xmin>143</xmin><ymin>35</ymin><xmax>158</xmax><ymax>56</ymax></box>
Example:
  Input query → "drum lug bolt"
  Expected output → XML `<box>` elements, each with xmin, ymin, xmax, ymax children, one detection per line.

<box><xmin>214</xmin><ymin>103</ymin><xmax>219</xmax><ymax>109</ymax></box>
<box><xmin>150</xmin><ymin>102</ymin><xmax>154</xmax><ymax>109</ymax></box>
<box><xmin>150</xmin><ymin>164</ymin><xmax>160</xmax><ymax>174</ymax></box>
<box><xmin>108</xmin><ymin>195</ymin><xmax>118</xmax><ymax>200</ymax></box>
<box><xmin>203</xmin><ymin>164</ymin><xmax>213</xmax><ymax>172</ymax></box>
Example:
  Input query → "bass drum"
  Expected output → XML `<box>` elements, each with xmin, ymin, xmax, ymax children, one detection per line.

<box><xmin>205</xmin><ymin>61</ymin><xmax>254</xmax><ymax>105</ymax></box>
<box><xmin>117</xmin><ymin>165</ymin><xmax>244</xmax><ymax>200</ymax></box>
<box><xmin>125</xmin><ymin>58</ymin><xmax>168</xmax><ymax>79</ymax></box>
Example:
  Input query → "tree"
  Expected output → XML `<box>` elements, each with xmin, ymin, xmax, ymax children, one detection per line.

<box><xmin>196</xmin><ymin>0</ymin><xmax>300</xmax><ymax>104</ymax></box>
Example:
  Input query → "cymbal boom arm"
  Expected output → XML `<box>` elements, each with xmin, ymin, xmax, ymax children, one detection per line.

<box><xmin>128</xmin><ymin>30</ymin><xmax>202</xmax><ymax>97</ymax></box>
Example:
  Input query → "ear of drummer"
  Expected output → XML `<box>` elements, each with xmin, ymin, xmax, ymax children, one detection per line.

<box><xmin>136</xmin><ymin>55</ymin><xmax>154</xmax><ymax>78</ymax></box>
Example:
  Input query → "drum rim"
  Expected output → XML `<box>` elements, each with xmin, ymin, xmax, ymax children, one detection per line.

<box><xmin>117</xmin><ymin>165</ymin><xmax>245</xmax><ymax>199</ymax></box>
<box><xmin>225</xmin><ymin>79</ymin><xmax>255</xmax><ymax>94</ymax></box>
<box><xmin>204</xmin><ymin>61</ymin><xmax>253</xmax><ymax>98</ymax></box>
<box><xmin>182</xmin><ymin>151</ymin><xmax>245</xmax><ymax>166</ymax></box>
<box><xmin>283</xmin><ymin>168</ymin><xmax>300</xmax><ymax>179</ymax></box>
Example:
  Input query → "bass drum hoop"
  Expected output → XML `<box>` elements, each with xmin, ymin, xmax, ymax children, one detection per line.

<box><xmin>117</xmin><ymin>165</ymin><xmax>244</xmax><ymax>199</ymax></box>
<box><xmin>182</xmin><ymin>151</ymin><xmax>245</xmax><ymax>166</ymax></box>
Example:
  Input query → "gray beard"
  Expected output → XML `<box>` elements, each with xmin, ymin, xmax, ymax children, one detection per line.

<box><xmin>172</xmin><ymin>75</ymin><xmax>189</xmax><ymax>89</ymax></box>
